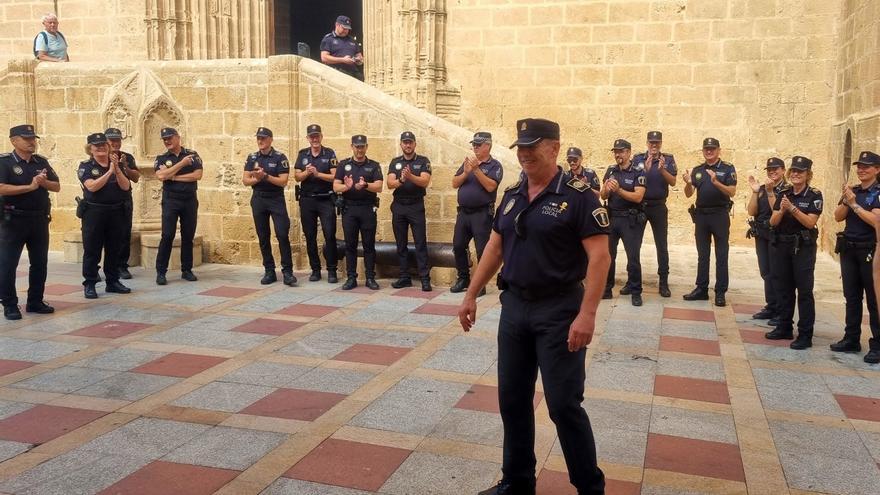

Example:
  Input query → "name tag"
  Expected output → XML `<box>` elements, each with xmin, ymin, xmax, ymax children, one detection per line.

<box><xmin>624</xmin><ymin>178</ymin><xmax>633</xmax><ymax>185</ymax></box>
<box><xmin>268</xmin><ymin>163</ymin><xmax>276</xmax><ymax>168</ymax></box>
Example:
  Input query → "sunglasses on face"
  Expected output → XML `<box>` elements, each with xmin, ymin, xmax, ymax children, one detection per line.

<box><xmin>567</xmin><ymin>158</ymin><xmax>579</xmax><ymax>164</ymax></box>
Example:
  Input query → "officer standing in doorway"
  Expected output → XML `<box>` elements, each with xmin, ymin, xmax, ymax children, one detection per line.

<box><xmin>295</xmin><ymin>124</ymin><xmax>339</xmax><ymax>283</ymax></box>
<box><xmin>319</xmin><ymin>15</ymin><xmax>364</xmax><ymax>81</ymax></box>
<box><xmin>105</xmin><ymin>127</ymin><xmax>139</xmax><ymax>280</ymax></box>
<box><xmin>0</xmin><ymin>125</ymin><xmax>59</xmax><ymax>319</ymax></box>
<box><xmin>565</xmin><ymin>147</ymin><xmax>600</xmax><ymax>198</ymax></box>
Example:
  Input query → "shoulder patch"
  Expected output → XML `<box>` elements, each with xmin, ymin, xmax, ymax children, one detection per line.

<box><xmin>0</xmin><ymin>153</ymin><xmax>10</xmax><ymax>158</ymax></box>
<box><xmin>592</xmin><ymin>207</ymin><xmax>610</xmax><ymax>228</ymax></box>
<box><xmin>637</xmin><ymin>175</ymin><xmax>646</xmax><ymax>186</ymax></box>
<box><xmin>566</xmin><ymin>177</ymin><xmax>588</xmax><ymax>192</ymax></box>
<box><xmin>505</xmin><ymin>178</ymin><xmax>522</xmax><ymax>192</ymax></box>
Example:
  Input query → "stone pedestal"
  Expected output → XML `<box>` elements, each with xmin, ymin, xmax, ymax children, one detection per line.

<box><xmin>63</xmin><ymin>230</ymin><xmax>143</xmax><ymax>266</ymax></box>
<box><xmin>140</xmin><ymin>233</ymin><xmax>203</xmax><ymax>271</ymax></box>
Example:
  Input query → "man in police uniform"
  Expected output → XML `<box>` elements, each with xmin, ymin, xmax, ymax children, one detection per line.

<box><xmin>320</xmin><ymin>15</ymin><xmax>364</xmax><ymax>81</ymax></box>
<box><xmin>459</xmin><ymin>118</ymin><xmax>610</xmax><ymax>495</ymax></box>
<box><xmin>105</xmin><ymin>127</ymin><xmax>139</xmax><ymax>280</ymax></box>
<box><xmin>601</xmin><ymin>139</ymin><xmax>647</xmax><ymax>306</ymax></box>
<box><xmin>387</xmin><ymin>131</ymin><xmax>433</xmax><ymax>291</ymax></box>
<box><xmin>682</xmin><ymin>138</ymin><xmax>737</xmax><ymax>306</ymax></box>
<box><xmin>243</xmin><ymin>127</ymin><xmax>295</xmax><ymax>286</ymax></box>
<box><xmin>295</xmin><ymin>124</ymin><xmax>339</xmax><ymax>283</ymax></box>
<box><xmin>154</xmin><ymin>128</ymin><xmax>202</xmax><ymax>285</ymax></box>
<box><xmin>451</xmin><ymin>131</ymin><xmax>503</xmax><ymax>294</ymax></box>
<box><xmin>0</xmin><ymin>125</ymin><xmax>59</xmax><ymax>320</ymax></box>
<box><xmin>333</xmin><ymin>135</ymin><xmax>383</xmax><ymax>290</ymax></box>
<box><xmin>631</xmin><ymin>131</ymin><xmax>677</xmax><ymax>297</ymax></box>
<box><xmin>565</xmin><ymin>147</ymin><xmax>600</xmax><ymax>198</ymax></box>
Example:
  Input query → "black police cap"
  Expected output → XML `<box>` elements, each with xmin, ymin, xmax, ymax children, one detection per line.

<box><xmin>400</xmin><ymin>131</ymin><xmax>416</xmax><ymax>142</ymax></box>
<box><xmin>87</xmin><ymin>132</ymin><xmax>108</xmax><ymax>145</ymax></box>
<box><xmin>470</xmin><ymin>132</ymin><xmax>492</xmax><ymax>145</ymax></box>
<box><xmin>104</xmin><ymin>128</ymin><xmax>123</xmax><ymax>139</ymax></box>
<box><xmin>9</xmin><ymin>124</ymin><xmax>38</xmax><ymax>138</ymax></box>
<box><xmin>336</xmin><ymin>15</ymin><xmax>352</xmax><ymax>28</ymax></box>
<box><xmin>256</xmin><ymin>127</ymin><xmax>273</xmax><ymax>138</ymax></box>
<box><xmin>307</xmin><ymin>124</ymin><xmax>322</xmax><ymax>136</ymax></box>
<box><xmin>566</xmin><ymin>147</ymin><xmax>583</xmax><ymax>157</ymax></box>
<box><xmin>160</xmin><ymin>127</ymin><xmax>178</xmax><ymax>139</ymax></box>
<box><xmin>610</xmin><ymin>139</ymin><xmax>631</xmax><ymax>150</ymax></box>
<box><xmin>854</xmin><ymin>151</ymin><xmax>880</xmax><ymax>166</ymax></box>
<box><xmin>647</xmin><ymin>131</ymin><xmax>662</xmax><ymax>142</ymax></box>
<box><xmin>351</xmin><ymin>134</ymin><xmax>368</xmax><ymax>145</ymax></box>
<box><xmin>765</xmin><ymin>157</ymin><xmax>785</xmax><ymax>170</ymax></box>
<box><xmin>508</xmin><ymin>118</ymin><xmax>560</xmax><ymax>148</ymax></box>
<box><xmin>790</xmin><ymin>155</ymin><xmax>813</xmax><ymax>171</ymax></box>
<box><xmin>702</xmin><ymin>137</ymin><xmax>720</xmax><ymax>149</ymax></box>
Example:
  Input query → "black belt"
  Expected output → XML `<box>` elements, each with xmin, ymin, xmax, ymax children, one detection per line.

<box><xmin>609</xmin><ymin>209</ymin><xmax>639</xmax><ymax>217</ymax></box>
<box><xmin>506</xmin><ymin>281</ymin><xmax>583</xmax><ymax>301</ymax></box>
<box><xmin>163</xmin><ymin>189</ymin><xmax>196</xmax><ymax>200</ymax></box>
<box><xmin>346</xmin><ymin>200</ymin><xmax>374</xmax><ymax>206</ymax></box>
<box><xmin>301</xmin><ymin>192</ymin><xmax>333</xmax><ymax>199</ymax></box>
<box><xmin>86</xmin><ymin>201</ymin><xmax>126</xmax><ymax>209</ymax></box>
<box><xmin>458</xmin><ymin>205</ymin><xmax>492</xmax><ymax>214</ymax></box>
<box><xmin>253</xmin><ymin>190</ymin><xmax>284</xmax><ymax>198</ymax></box>
<box><xmin>695</xmin><ymin>206</ymin><xmax>728</xmax><ymax>214</ymax></box>
<box><xmin>4</xmin><ymin>208</ymin><xmax>47</xmax><ymax>217</ymax></box>
<box><xmin>394</xmin><ymin>197</ymin><xmax>423</xmax><ymax>205</ymax></box>
<box><xmin>643</xmin><ymin>199</ymin><xmax>666</xmax><ymax>207</ymax></box>
<box><xmin>845</xmin><ymin>239</ymin><xmax>875</xmax><ymax>249</ymax></box>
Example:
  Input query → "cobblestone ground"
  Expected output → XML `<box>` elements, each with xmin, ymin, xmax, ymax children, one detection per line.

<box><xmin>0</xmin><ymin>244</ymin><xmax>877</xmax><ymax>495</ymax></box>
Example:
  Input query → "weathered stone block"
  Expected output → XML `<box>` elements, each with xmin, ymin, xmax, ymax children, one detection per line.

<box><xmin>141</xmin><ymin>233</ymin><xmax>203</xmax><ymax>270</ymax></box>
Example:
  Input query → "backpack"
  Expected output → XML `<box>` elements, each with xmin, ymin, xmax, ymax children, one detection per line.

<box><xmin>33</xmin><ymin>31</ymin><xmax>66</xmax><ymax>58</ymax></box>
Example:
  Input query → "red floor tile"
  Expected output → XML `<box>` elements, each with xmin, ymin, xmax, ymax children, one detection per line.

<box><xmin>198</xmin><ymin>286</ymin><xmax>260</xmax><ymax>298</ymax></box>
<box><xmin>537</xmin><ymin>470</ymin><xmax>640</xmax><ymax>495</ymax></box>
<box><xmin>393</xmin><ymin>287</ymin><xmax>437</xmax><ymax>299</ymax></box>
<box><xmin>835</xmin><ymin>394</ymin><xmax>880</xmax><ymax>422</ymax></box>
<box><xmin>659</xmin><ymin>336</ymin><xmax>721</xmax><ymax>356</ymax></box>
<box><xmin>414</xmin><ymin>303</ymin><xmax>459</xmax><ymax>316</ymax></box>
<box><xmin>739</xmin><ymin>328</ymin><xmax>791</xmax><ymax>347</ymax></box>
<box><xmin>231</xmin><ymin>318</ymin><xmax>305</xmax><ymax>336</ymax></box>
<box><xmin>241</xmin><ymin>388</ymin><xmax>346</xmax><ymax>421</ymax></box>
<box><xmin>0</xmin><ymin>359</ymin><xmax>36</xmax><ymax>377</ymax></box>
<box><xmin>333</xmin><ymin>344</ymin><xmax>411</xmax><ymax>366</ymax></box>
<box><xmin>654</xmin><ymin>375</ymin><xmax>730</xmax><ymax>405</ymax></box>
<box><xmin>43</xmin><ymin>283</ymin><xmax>83</xmax><ymax>296</ymax></box>
<box><xmin>731</xmin><ymin>303</ymin><xmax>764</xmax><ymax>315</ymax></box>
<box><xmin>0</xmin><ymin>405</ymin><xmax>107</xmax><ymax>444</ymax></box>
<box><xmin>132</xmin><ymin>353</ymin><xmax>227</xmax><ymax>378</ymax></box>
<box><xmin>275</xmin><ymin>304</ymin><xmax>337</xmax><ymax>318</ymax></box>
<box><xmin>285</xmin><ymin>438</ymin><xmax>411</xmax><ymax>491</ymax></box>
<box><xmin>645</xmin><ymin>433</ymin><xmax>745</xmax><ymax>482</ymax></box>
<box><xmin>68</xmin><ymin>320</ymin><xmax>152</xmax><ymax>339</ymax></box>
<box><xmin>455</xmin><ymin>384</ymin><xmax>543</xmax><ymax>414</ymax></box>
<box><xmin>97</xmin><ymin>460</ymin><xmax>239</xmax><ymax>495</ymax></box>
<box><xmin>663</xmin><ymin>307</ymin><xmax>715</xmax><ymax>322</ymax></box>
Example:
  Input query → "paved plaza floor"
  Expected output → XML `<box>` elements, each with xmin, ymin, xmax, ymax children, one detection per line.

<box><xmin>0</xmin><ymin>244</ymin><xmax>877</xmax><ymax>495</ymax></box>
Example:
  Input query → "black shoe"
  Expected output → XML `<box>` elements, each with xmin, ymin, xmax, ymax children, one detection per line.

<box><xmin>768</xmin><ymin>317</ymin><xmax>780</xmax><ymax>327</ymax></box>
<box><xmin>328</xmin><ymin>270</ymin><xmax>338</xmax><ymax>284</ymax></box>
<box><xmin>119</xmin><ymin>268</ymin><xmax>132</xmax><ymax>280</ymax></box>
<box><xmin>283</xmin><ymin>271</ymin><xmax>297</xmax><ymax>286</ymax></box>
<box><xmin>25</xmin><ymin>301</ymin><xmax>54</xmax><ymax>314</ymax></box>
<box><xmin>752</xmin><ymin>308</ymin><xmax>775</xmax><ymax>320</ymax></box>
<box><xmin>714</xmin><ymin>293</ymin><xmax>727</xmax><ymax>307</ymax></box>
<box><xmin>421</xmin><ymin>278</ymin><xmax>433</xmax><ymax>292</ymax></box>
<box><xmin>477</xmin><ymin>481</ymin><xmax>535</xmax><ymax>495</ymax></box>
<box><xmin>631</xmin><ymin>294</ymin><xmax>643</xmax><ymax>307</ymax></box>
<box><xmin>106</xmin><ymin>281</ymin><xmax>131</xmax><ymax>294</ymax></box>
<box><xmin>342</xmin><ymin>277</ymin><xmax>357</xmax><ymax>290</ymax></box>
<box><xmin>790</xmin><ymin>334</ymin><xmax>812</xmax><ymax>350</ymax></box>
<box><xmin>391</xmin><ymin>278</ymin><xmax>412</xmax><ymax>289</ymax></box>
<box><xmin>450</xmin><ymin>277</ymin><xmax>469</xmax><ymax>293</ymax></box>
<box><xmin>309</xmin><ymin>270</ymin><xmax>321</xmax><ymax>282</ymax></box>
<box><xmin>156</xmin><ymin>273</ymin><xmax>167</xmax><ymax>286</ymax></box>
<box><xmin>659</xmin><ymin>283</ymin><xmax>671</xmax><ymax>298</ymax></box>
<box><xmin>865</xmin><ymin>349</ymin><xmax>880</xmax><ymax>364</ymax></box>
<box><xmin>830</xmin><ymin>338</ymin><xmax>861</xmax><ymax>353</ymax></box>
<box><xmin>84</xmin><ymin>284</ymin><xmax>98</xmax><ymax>299</ymax></box>
<box><xmin>602</xmin><ymin>288</ymin><xmax>613</xmax><ymax>299</ymax></box>
<box><xmin>765</xmin><ymin>327</ymin><xmax>794</xmax><ymax>340</ymax></box>
<box><xmin>366</xmin><ymin>278</ymin><xmax>380</xmax><ymax>290</ymax></box>
<box><xmin>683</xmin><ymin>288</ymin><xmax>709</xmax><ymax>301</ymax></box>
<box><xmin>619</xmin><ymin>285</ymin><xmax>632</xmax><ymax>296</ymax></box>
<box><xmin>3</xmin><ymin>305</ymin><xmax>22</xmax><ymax>321</ymax></box>
<box><xmin>261</xmin><ymin>270</ymin><xmax>277</xmax><ymax>285</ymax></box>
<box><xmin>181</xmin><ymin>271</ymin><xmax>198</xmax><ymax>282</ymax></box>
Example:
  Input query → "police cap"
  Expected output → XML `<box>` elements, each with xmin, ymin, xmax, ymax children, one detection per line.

<box><xmin>790</xmin><ymin>155</ymin><xmax>813</xmax><ymax>171</ymax></box>
<box><xmin>400</xmin><ymin>131</ymin><xmax>416</xmax><ymax>142</ymax></box>
<box><xmin>647</xmin><ymin>131</ymin><xmax>662</xmax><ymax>142</ymax></box>
<box><xmin>765</xmin><ymin>157</ymin><xmax>785</xmax><ymax>170</ymax></box>
<box><xmin>9</xmin><ymin>124</ymin><xmax>38</xmax><ymax>138</ymax></box>
<box><xmin>854</xmin><ymin>151</ymin><xmax>880</xmax><ymax>167</ymax></box>
<box><xmin>104</xmin><ymin>128</ymin><xmax>123</xmax><ymax>139</ymax></box>
<box><xmin>351</xmin><ymin>134</ymin><xmax>368</xmax><ymax>146</ymax></box>
<box><xmin>508</xmin><ymin>118</ymin><xmax>560</xmax><ymax>148</ymax></box>
<box><xmin>566</xmin><ymin>147</ymin><xmax>583</xmax><ymax>158</ymax></box>
<box><xmin>611</xmin><ymin>139</ymin><xmax>631</xmax><ymax>151</ymax></box>
<box><xmin>470</xmin><ymin>132</ymin><xmax>492</xmax><ymax>145</ymax></box>
<box><xmin>87</xmin><ymin>132</ymin><xmax>108</xmax><ymax>145</ymax></box>
<box><xmin>306</xmin><ymin>124</ymin><xmax>322</xmax><ymax>136</ymax></box>
<box><xmin>256</xmin><ymin>127</ymin><xmax>273</xmax><ymax>138</ymax></box>
<box><xmin>702</xmin><ymin>137</ymin><xmax>720</xmax><ymax>149</ymax></box>
<box><xmin>160</xmin><ymin>127</ymin><xmax>179</xmax><ymax>139</ymax></box>
<box><xmin>336</xmin><ymin>15</ymin><xmax>352</xmax><ymax>29</ymax></box>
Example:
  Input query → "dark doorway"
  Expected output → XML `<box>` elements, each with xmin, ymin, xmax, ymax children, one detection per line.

<box><xmin>274</xmin><ymin>0</ymin><xmax>363</xmax><ymax>61</ymax></box>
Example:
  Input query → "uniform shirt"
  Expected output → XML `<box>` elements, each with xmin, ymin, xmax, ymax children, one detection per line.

<box><xmin>154</xmin><ymin>148</ymin><xmax>202</xmax><ymax>195</ymax></box>
<box><xmin>567</xmin><ymin>167</ymin><xmax>600</xmax><ymax>191</ymax></box>
<box><xmin>843</xmin><ymin>182</ymin><xmax>880</xmax><ymax>241</ymax></box>
<box><xmin>755</xmin><ymin>181</ymin><xmax>788</xmax><ymax>223</ymax></box>
<box><xmin>455</xmin><ymin>157</ymin><xmax>503</xmax><ymax>208</ymax></box>
<box><xmin>0</xmin><ymin>151</ymin><xmax>57</xmax><ymax>211</ymax></box>
<box><xmin>632</xmin><ymin>152</ymin><xmax>677</xmax><ymax>200</ymax></box>
<box><xmin>335</xmin><ymin>157</ymin><xmax>383</xmax><ymax>202</ymax></box>
<box><xmin>602</xmin><ymin>164</ymin><xmax>646</xmax><ymax>211</ymax></box>
<box><xmin>494</xmin><ymin>168</ymin><xmax>609</xmax><ymax>290</ymax></box>
<box><xmin>773</xmin><ymin>186</ymin><xmax>823</xmax><ymax>235</ymax></box>
<box><xmin>77</xmin><ymin>159</ymin><xmax>128</xmax><ymax>204</ymax></box>
<box><xmin>388</xmin><ymin>154</ymin><xmax>431</xmax><ymax>199</ymax></box>
<box><xmin>116</xmin><ymin>151</ymin><xmax>137</xmax><ymax>197</ymax></box>
<box><xmin>245</xmin><ymin>148</ymin><xmax>290</xmax><ymax>193</ymax></box>
<box><xmin>295</xmin><ymin>146</ymin><xmax>337</xmax><ymax>195</ymax></box>
<box><xmin>320</xmin><ymin>31</ymin><xmax>361</xmax><ymax>76</ymax></box>
<box><xmin>690</xmin><ymin>161</ymin><xmax>737</xmax><ymax>208</ymax></box>
<box><xmin>34</xmin><ymin>31</ymin><xmax>67</xmax><ymax>59</ymax></box>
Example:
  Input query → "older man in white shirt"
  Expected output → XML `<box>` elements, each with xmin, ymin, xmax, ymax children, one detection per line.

<box><xmin>34</xmin><ymin>13</ymin><xmax>69</xmax><ymax>62</ymax></box>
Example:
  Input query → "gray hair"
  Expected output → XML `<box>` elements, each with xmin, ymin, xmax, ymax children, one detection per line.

<box><xmin>41</xmin><ymin>13</ymin><xmax>58</xmax><ymax>23</ymax></box>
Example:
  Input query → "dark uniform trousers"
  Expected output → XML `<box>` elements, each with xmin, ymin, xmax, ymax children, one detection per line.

<box><xmin>644</xmin><ymin>201</ymin><xmax>670</xmax><ymax>278</ymax></box>
<box><xmin>0</xmin><ymin>214</ymin><xmax>49</xmax><ymax>306</ymax></box>
<box><xmin>119</xmin><ymin>197</ymin><xmax>133</xmax><ymax>269</ymax></box>
<box><xmin>156</xmin><ymin>192</ymin><xmax>198</xmax><ymax>274</ymax></box>
<box><xmin>82</xmin><ymin>205</ymin><xmax>125</xmax><ymax>285</ymax></box>
<box><xmin>391</xmin><ymin>199</ymin><xmax>429</xmax><ymax>279</ymax></box>
<box><xmin>605</xmin><ymin>211</ymin><xmax>646</xmax><ymax>294</ymax></box>
<box><xmin>497</xmin><ymin>287</ymin><xmax>605</xmax><ymax>494</ymax></box>
<box><xmin>342</xmin><ymin>204</ymin><xmax>377</xmax><ymax>278</ymax></box>
<box><xmin>251</xmin><ymin>192</ymin><xmax>292</xmax><ymax>272</ymax></box>
<box><xmin>840</xmin><ymin>246</ymin><xmax>880</xmax><ymax>349</ymax></box>
<box><xmin>772</xmin><ymin>239</ymin><xmax>816</xmax><ymax>333</ymax></box>
<box><xmin>299</xmin><ymin>196</ymin><xmax>337</xmax><ymax>271</ymax></box>
<box><xmin>453</xmin><ymin>207</ymin><xmax>493</xmax><ymax>278</ymax></box>
<box><xmin>754</xmin><ymin>232</ymin><xmax>778</xmax><ymax>314</ymax></box>
<box><xmin>694</xmin><ymin>210</ymin><xmax>730</xmax><ymax>293</ymax></box>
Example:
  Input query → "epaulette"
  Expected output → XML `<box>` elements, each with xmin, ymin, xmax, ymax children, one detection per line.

<box><xmin>778</xmin><ymin>184</ymin><xmax>792</xmax><ymax>192</ymax></box>
<box><xmin>504</xmin><ymin>178</ymin><xmax>522</xmax><ymax>192</ymax></box>
<box><xmin>248</xmin><ymin>153</ymin><xmax>258</xmax><ymax>160</ymax></box>
<box><xmin>0</xmin><ymin>153</ymin><xmax>10</xmax><ymax>158</ymax></box>
<box><xmin>566</xmin><ymin>177</ymin><xmax>589</xmax><ymax>193</ymax></box>
<box><xmin>79</xmin><ymin>160</ymin><xmax>91</xmax><ymax>166</ymax></box>
<box><xmin>809</xmin><ymin>187</ymin><xmax>821</xmax><ymax>194</ymax></box>
<box><xmin>584</xmin><ymin>167</ymin><xmax>595</xmax><ymax>174</ymax></box>
<box><xmin>298</xmin><ymin>147</ymin><xmax>310</xmax><ymax>154</ymax></box>
<box><xmin>34</xmin><ymin>154</ymin><xmax>48</xmax><ymax>161</ymax></box>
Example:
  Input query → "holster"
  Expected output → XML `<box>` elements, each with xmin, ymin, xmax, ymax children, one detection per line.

<box><xmin>687</xmin><ymin>204</ymin><xmax>696</xmax><ymax>223</ymax></box>
<box><xmin>497</xmin><ymin>275</ymin><xmax>509</xmax><ymax>291</ymax></box>
<box><xmin>333</xmin><ymin>194</ymin><xmax>345</xmax><ymax>215</ymax></box>
<box><xmin>75</xmin><ymin>196</ymin><xmax>87</xmax><ymax>219</ymax></box>
<box><xmin>835</xmin><ymin>232</ymin><xmax>846</xmax><ymax>254</ymax></box>
<box><xmin>746</xmin><ymin>219</ymin><xmax>757</xmax><ymax>239</ymax></box>
<box><xmin>294</xmin><ymin>185</ymin><xmax>301</xmax><ymax>202</ymax></box>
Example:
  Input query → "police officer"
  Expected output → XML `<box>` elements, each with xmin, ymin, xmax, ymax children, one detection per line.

<box><xmin>319</xmin><ymin>15</ymin><xmax>364</xmax><ymax>81</ymax></box>
<box><xmin>747</xmin><ymin>158</ymin><xmax>787</xmax><ymax>323</ymax></box>
<box><xmin>78</xmin><ymin>132</ymin><xmax>132</xmax><ymax>299</ymax></box>
<box><xmin>154</xmin><ymin>128</ymin><xmax>202</xmax><ymax>285</ymax></box>
<box><xmin>388</xmin><ymin>131</ymin><xmax>433</xmax><ymax>291</ymax></box>
<box><xmin>632</xmin><ymin>131</ymin><xmax>677</xmax><ymax>297</ymax></box>
<box><xmin>243</xmin><ymin>127</ymin><xmax>295</xmax><ymax>286</ymax></box>
<box><xmin>565</xmin><ymin>147</ymin><xmax>600</xmax><ymax>198</ymax></box>
<box><xmin>105</xmin><ymin>127</ymin><xmax>139</xmax><ymax>280</ymax></box>
<box><xmin>451</xmin><ymin>131</ymin><xmax>503</xmax><ymax>294</ymax></box>
<box><xmin>0</xmin><ymin>125</ymin><xmax>59</xmax><ymax>319</ymax></box>
<box><xmin>831</xmin><ymin>150</ymin><xmax>880</xmax><ymax>363</ymax></box>
<box><xmin>459</xmin><ymin>118</ymin><xmax>610</xmax><ymax>495</ymax></box>
<box><xmin>601</xmin><ymin>139</ymin><xmax>647</xmax><ymax>306</ymax></box>
<box><xmin>295</xmin><ymin>124</ymin><xmax>338</xmax><ymax>283</ymax></box>
<box><xmin>764</xmin><ymin>157</ymin><xmax>822</xmax><ymax>350</ymax></box>
<box><xmin>333</xmin><ymin>135</ymin><xmax>383</xmax><ymax>290</ymax></box>
<box><xmin>682</xmin><ymin>138</ymin><xmax>737</xmax><ymax>306</ymax></box>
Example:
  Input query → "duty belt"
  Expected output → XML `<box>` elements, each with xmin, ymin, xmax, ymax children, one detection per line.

<box><xmin>162</xmin><ymin>190</ymin><xmax>196</xmax><ymax>200</ymax></box>
<box><xmin>695</xmin><ymin>206</ymin><xmax>728</xmax><ymax>214</ymax></box>
<box><xmin>301</xmin><ymin>192</ymin><xmax>333</xmax><ymax>199</ymax></box>
<box><xmin>609</xmin><ymin>208</ymin><xmax>639</xmax><ymax>217</ymax></box>
<box><xmin>458</xmin><ymin>204</ymin><xmax>492</xmax><ymax>214</ymax></box>
<box><xmin>394</xmin><ymin>197</ymin><xmax>423</xmax><ymax>205</ymax></box>
<box><xmin>346</xmin><ymin>200</ymin><xmax>375</xmax><ymax>206</ymax></box>
<box><xmin>506</xmin><ymin>280</ymin><xmax>583</xmax><ymax>301</ymax></box>
<box><xmin>86</xmin><ymin>201</ymin><xmax>126</xmax><ymax>209</ymax></box>
<box><xmin>643</xmin><ymin>199</ymin><xmax>666</xmax><ymax>207</ymax></box>
<box><xmin>4</xmin><ymin>208</ymin><xmax>47</xmax><ymax>217</ymax></box>
<box><xmin>253</xmin><ymin>190</ymin><xmax>284</xmax><ymax>198</ymax></box>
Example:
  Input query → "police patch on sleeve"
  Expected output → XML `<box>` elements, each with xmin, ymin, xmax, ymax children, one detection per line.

<box><xmin>592</xmin><ymin>207</ymin><xmax>610</xmax><ymax>228</ymax></box>
<box><xmin>302</xmin><ymin>158</ymin><xmax>309</xmax><ymax>166</ymax></box>
<box><xmin>77</xmin><ymin>168</ymin><xmax>85</xmax><ymax>178</ymax></box>
<box><xmin>637</xmin><ymin>176</ymin><xmax>646</xmax><ymax>186</ymax></box>
<box><xmin>814</xmin><ymin>199</ymin><xmax>823</xmax><ymax>210</ymax></box>
<box><xmin>91</xmin><ymin>168</ymin><xmax>101</xmax><ymax>177</ymax></box>
<box><xmin>730</xmin><ymin>172</ymin><xmax>737</xmax><ymax>182</ymax></box>
<box><xmin>330</xmin><ymin>158</ymin><xmax>338</xmax><ymax>167</ymax></box>
<box><xmin>503</xmin><ymin>198</ymin><xmax>516</xmax><ymax>215</ymax></box>
<box><xmin>281</xmin><ymin>160</ymin><xmax>289</xmax><ymax>169</ymax></box>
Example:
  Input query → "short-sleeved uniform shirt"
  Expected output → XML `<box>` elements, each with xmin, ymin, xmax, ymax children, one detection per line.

<box><xmin>116</xmin><ymin>151</ymin><xmax>137</xmax><ymax>198</ymax></box>
<box><xmin>632</xmin><ymin>152</ymin><xmax>677</xmax><ymax>200</ymax></box>
<box><xmin>843</xmin><ymin>182</ymin><xmax>880</xmax><ymax>241</ymax></box>
<box><xmin>494</xmin><ymin>169</ymin><xmax>609</xmax><ymax>290</ymax></box>
<box><xmin>567</xmin><ymin>167</ymin><xmax>600</xmax><ymax>191</ymax></box>
<box><xmin>154</xmin><ymin>148</ymin><xmax>202</xmax><ymax>195</ymax></box>
<box><xmin>34</xmin><ymin>31</ymin><xmax>67</xmax><ymax>59</ymax></box>
<box><xmin>690</xmin><ymin>161</ymin><xmax>737</xmax><ymax>208</ymax></box>
<box><xmin>244</xmin><ymin>148</ymin><xmax>289</xmax><ymax>194</ymax></box>
<box><xmin>455</xmin><ymin>157</ymin><xmax>503</xmax><ymax>208</ymax></box>
<box><xmin>388</xmin><ymin>154</ymin><xmax>431</xmax><ymax>199</ymax></box>
<box><xmin>77</xmin><ymin>159</ymin><xmax>128</xmax><ymax>204</ymax></box>
<box><xmin>755</xmin><ymin>181</ymin><xmax>788</xmax><ymax>223</ymax></box>
<box><xmin>773</xmin><ymin>186</ymin><xmax>823</xmax><ymax>235</ymax></box>
<box><xmin>295</xmin><ymin>146</ymin><xmax>337</xmax><ymax>195</ymax></box>
<box><xmin>0</xmin><ymin>152</ymin><xmax>57</xmax><ymax>211</ymax></box>
<box><xmin>602</xmin><ymin>164</ymin><xmax>646</xmax><ymax>211</ymax></box>
<box><xmin>320</xmin><ymin>32</ymin><xmax>361</xmax><ymax>76</ymax></box>
<box><xmin>335</xmin><ymin>157</ymin><xmax>383</xmax><ymax>202</ymax></box>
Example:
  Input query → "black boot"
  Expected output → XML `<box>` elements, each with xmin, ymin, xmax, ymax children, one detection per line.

<box><xmin>309</xmin><ymin>270</ymin><xmax>321</xmax><ymax>282</ymax></box>
<box><xmin>261</xmin><ymin>270</ymin><xmax>277</xmax><ymax>285</ymax></box>
<box><xmin>342</xmin><ymin>277</ymin><xmax>357</xmax><ymax>290</ymax></box>
<box><xmin>830</xmin><ymin>338</ymin><xmax>861</xmax><ymax>353</ymax></box>
<box><xmin>659</xmin><ymin>278</ymin><xmax>671</xmax><ymax>298</ymax></box>
<box><xmin>365</xmin><ymin>278</ymin><xmax>380</xmax><ymax>290</ymax></box>
<box><xmin>391</xmin><ymin>278</ymin><xmax>412</xmax><ymax>289</ymax></box>
<box><xmin>181</xmin><ymin>270</ymin><xmax>198</xmax><ymax>282</ymax></box>
<box><xmin>421</xmin><ymin>277</ymin><xmax>432</xmax><ymax>292</ymax></box>
<box><xmin>327</xmin><ymin>270</ymin><xmax>338</xmax><ymax>284</ymax></box>
<box><xmin>752</xmin><ymin>307</ymin><xmax>775</xmax><ymax>320</ymax></box>
<box><xmin>156</xmin><ymin>273</ymin><xmax>167</xmax><ymax>285</ymax></box>
<box><xmin>106</xmin><ymin>281</ymin><xmax>132</xmax><ymax>294</ymax></box>
<box><xmin>25</xmin><ymin>301</ymin><xmax>55</xmax><ymax>314</ymax></box>
<box><xmin>765</xmin><ymin>327</ymin><xmax>794</xmax><ymax>340</ymax></box>
<box><xmin>450</xmin><ymin>277</ymin><xmax>469</xmax><ymax>293</ymax></box>
<box><xmin>714</xmin><ymin>292</ymin><xmax>727</xmax><ymax>307</ymax></box>
<box><xmin>119</xmin><ymin>267</ymin><xmax>133</xmax><ymax>280</ymax></box>
<box><xmin>282</xmin><ymin>271</ymin><xmax>297</xmax><ymax>286</ymax></box>
<box><xmin>631</xmin><ymin>293</ymin><xmax>643</xmax><ymax>306</ymax></box>
<box><xmin>790</xmin><ymin>332</ymin><xmax>813</xmax><ymax>350</ymax></box>
<box><xmin>683</xmin><ymin>288</ymin><xmax>709</xmax><ymax>301</ymax></box>
<box><xmin>864</xmin><ymin>349</ymin><xmax>880</xmax><ymax>364</ymax></box>
<box><xmin>84</xmin><ymin>284</ymin><xmax>98</xmax><ymax>299</ymax></box>
<box><xmin>619</xmin><ymin>285</ymin><xmax>632</xmax><ymax>296</ymax></box>
<box><xmin>477</xmin><ymin>480</ymin><xmax>535</xmax><ymax>495</ymax></box>
<box><xmin>3</xmin><ymin>305</ymin><xmax>22</xmax><ymax>321</ymax></box>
